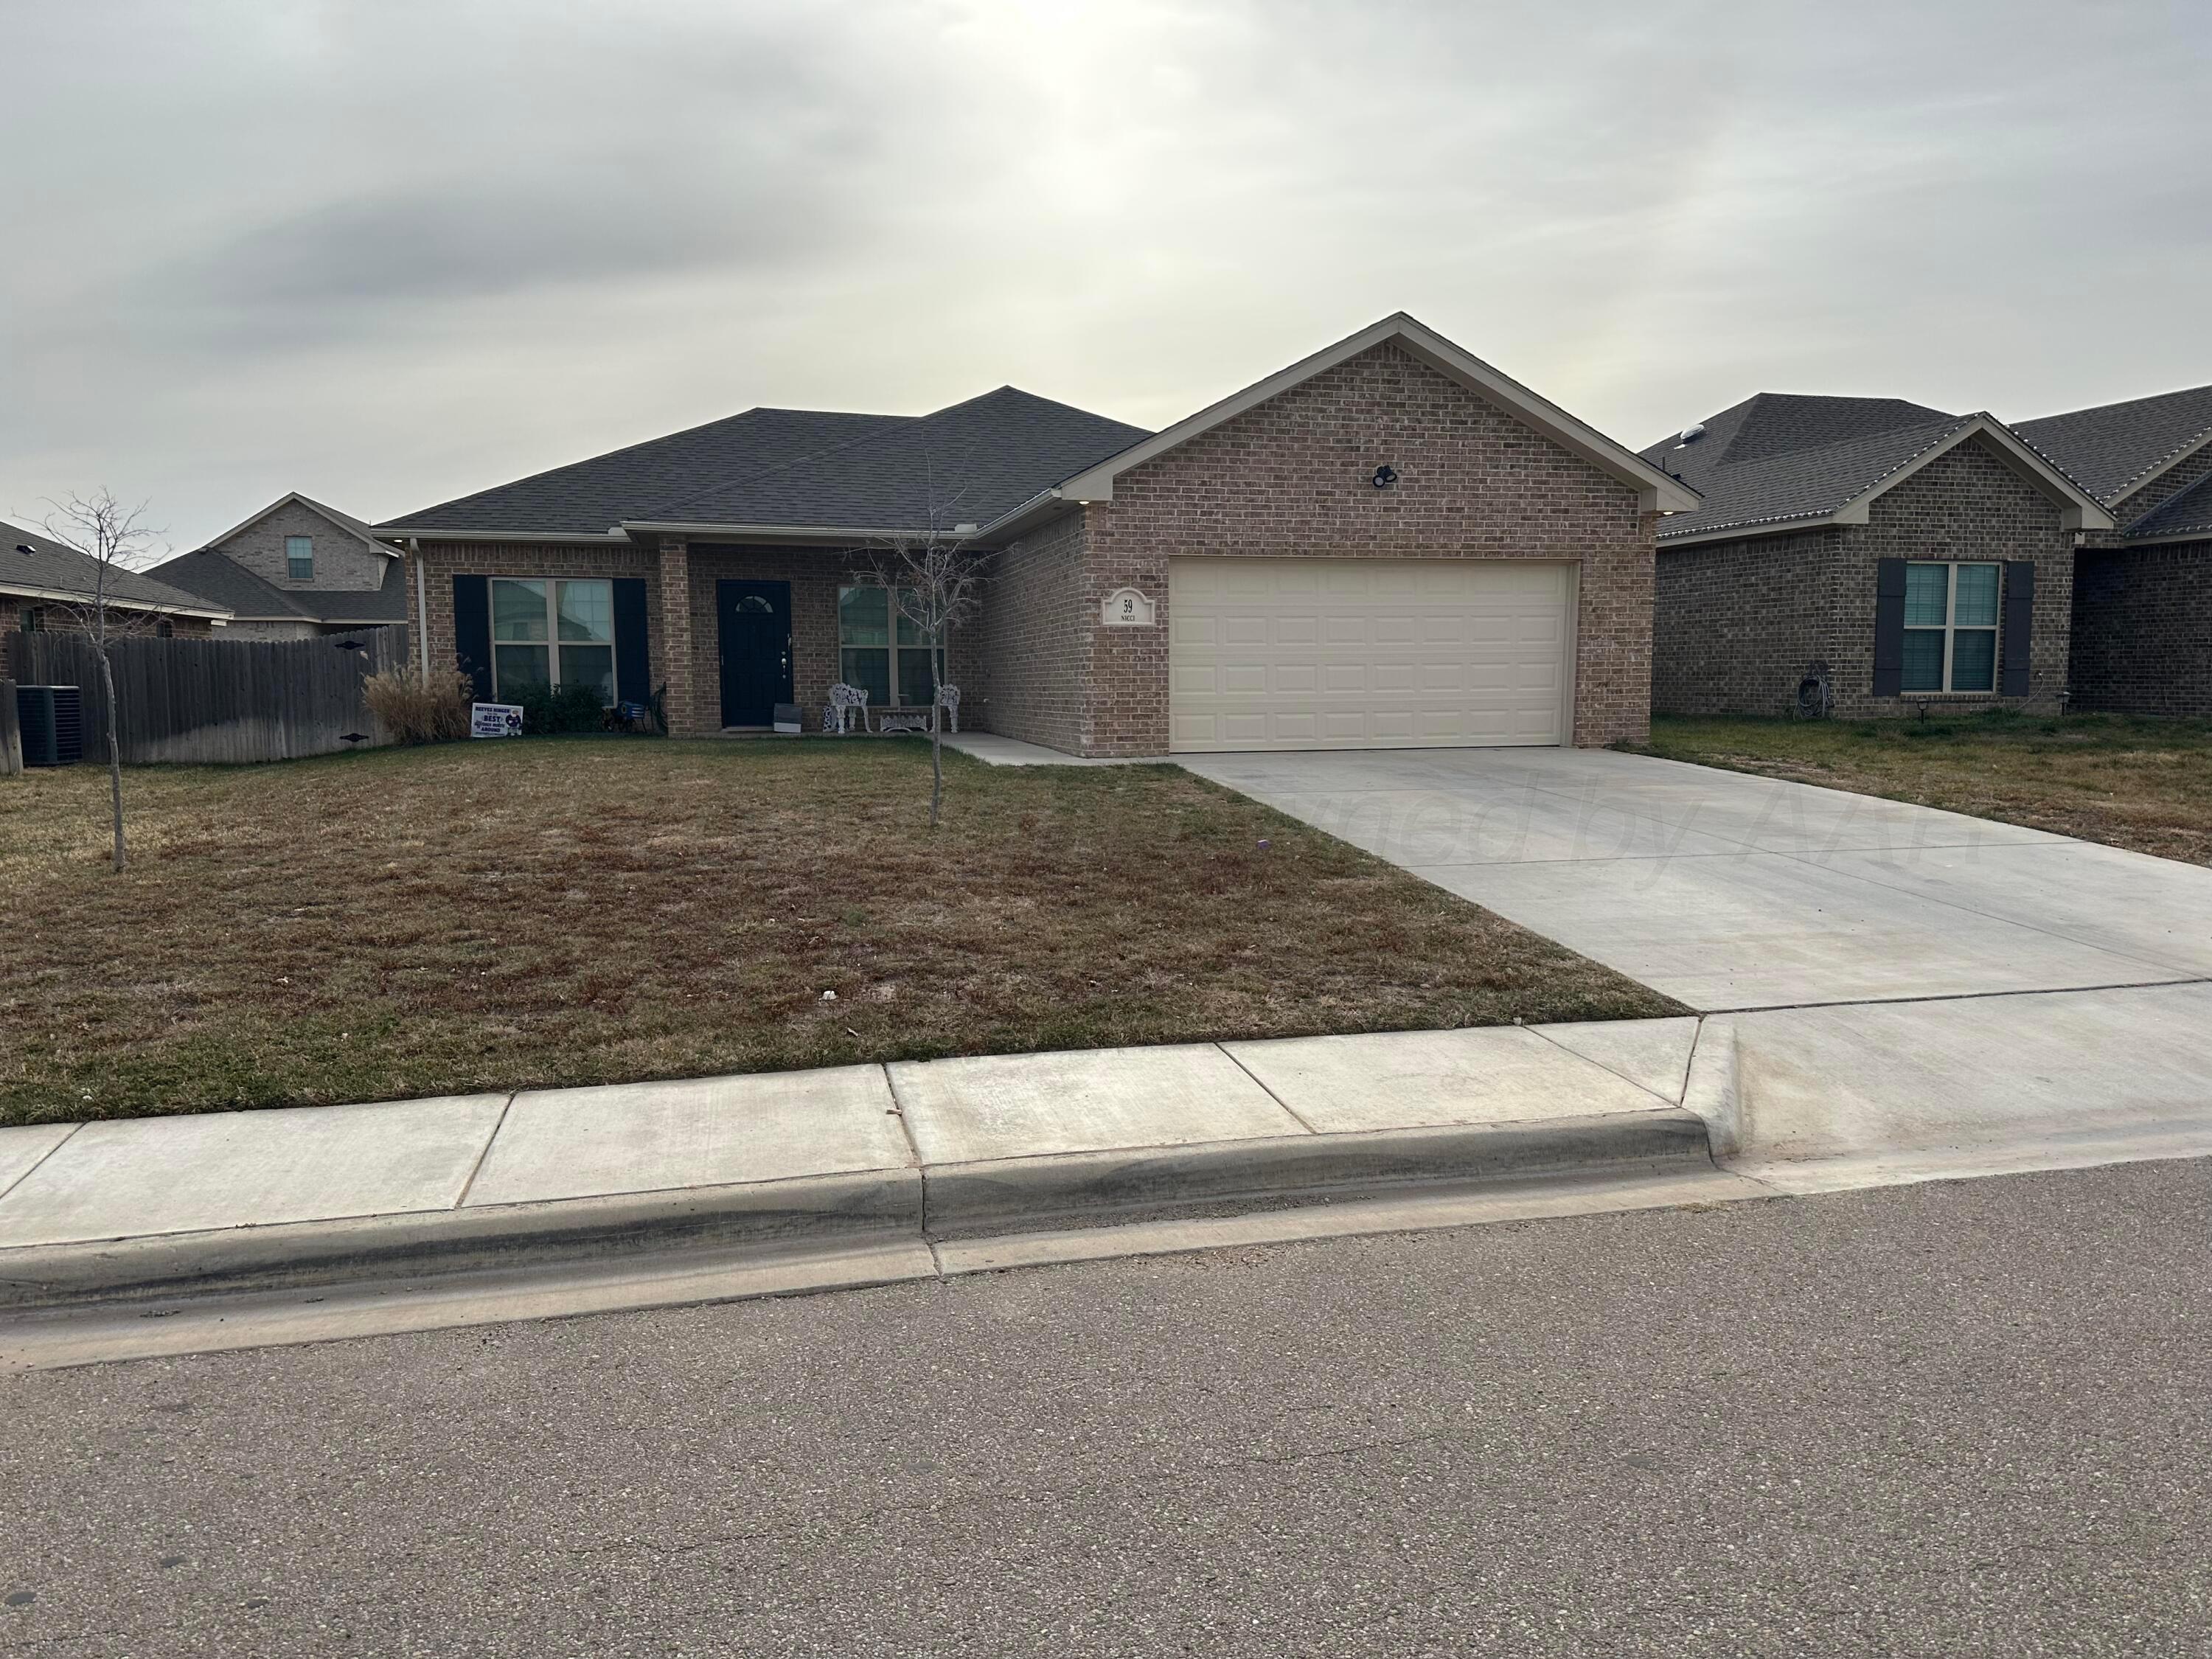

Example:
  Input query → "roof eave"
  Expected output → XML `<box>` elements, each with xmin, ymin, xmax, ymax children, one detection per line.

<box><xmin>373</xmin><ymin>527</ymin><xmax>636</xmax><ymax>546</ymax></box>
<box><xmin>1658</xmin><ymin>513</ymin><xmax>1843</xmax><ymax>549</ymax></box>
<box><xmin>1048</xmin><ymin>313</ymin><xmax>1703</xmax><ymax>515</ymax></box>
<box><xmin>0</xmin><ymin>581</ymin><xmax>234</xmax><ymax>620</ymax></box>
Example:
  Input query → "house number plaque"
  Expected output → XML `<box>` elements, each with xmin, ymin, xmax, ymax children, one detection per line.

<box><xmin>1101</xmin><ymin>587</ymin><xmax>1156</xmax><ymax>627</ymax></box>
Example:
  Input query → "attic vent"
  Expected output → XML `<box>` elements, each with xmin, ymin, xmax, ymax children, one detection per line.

<box><xmin>1674</xmin><ymin>422</ymin><xmax>1708</xmax><ymax>448</ymax></box>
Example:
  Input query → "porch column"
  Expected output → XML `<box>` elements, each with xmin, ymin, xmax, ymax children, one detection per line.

<box><xmin>655</xmin><ymin>535</ymin><xmax>706</xmax><ymax>735</ymax></box>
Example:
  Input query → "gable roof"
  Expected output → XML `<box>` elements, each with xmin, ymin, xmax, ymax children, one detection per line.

<box><xmin>622</xmin><ymin>388</ymin><xmax>1151</xmax><ymax>539</ymax></box>
<box><xmin>1641</xmin><ymin>394</ymin><xmax>2111</xmax><ymax>544</ymax></box>
<box><xmin>2121</xmin><ymin>470</ymin><xmax>2212</xmax><ymax>543</ymax></box>
<box><xmin>1010</xmin><ymin>313</ymin><xmax>1698</xmax><ymax>535</ymax></box>
<box><xmin>3</xmin><ymin>521</ymin><xmax>233</xmax><ymax>619</ymax></box>
<box><xmin>2013</xmin><ymin>383</ymin><xmax>2212</xmax><ymax>507</ymax></box>
<box><xmin>148</xmin><ymin>549</ymin><xmax>408</xmax><ymax>625</ymax></box>
<box><xmin>204</xmin><ymin>492</ymin><xmax>394</xmax><ymax>559</ymax></box>
<box><xmin>386</xmin><ymin>393</ymin><xmax>1150</xmax><ymax>543</ymax></box>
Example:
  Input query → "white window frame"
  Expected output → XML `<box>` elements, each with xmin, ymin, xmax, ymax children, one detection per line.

<box><xmin>488</xmin><ymin>577</ymin><xmax>619</xmax><ymax>705</ymax></box>
<box><xmin>285</xmin><ymin>535</ymin><xmax>314</xmax><ymax>580</ymax></box>
<box><xmin>837</xmin><ymin>584</ymin><xmax>945</xmax><ymax>707</ymax></box>
<box><xmin>1902</xmin><ymin>560</ymin><xmax>2001</xmax><ymax>695</ymax></box>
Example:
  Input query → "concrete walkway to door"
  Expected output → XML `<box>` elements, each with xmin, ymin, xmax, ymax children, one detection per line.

<box><xmin>1181</xmin><ymin>746</ymin><xmax>2212</xmax><ymax>1186</ymax></box>
<box><xmin>1180</xmin><ymin>746</ymin><xmax>2212</xmax><ymax>1010</ymax></box>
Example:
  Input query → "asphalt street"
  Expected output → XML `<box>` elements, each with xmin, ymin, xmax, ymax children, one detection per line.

<box><xmin>4</xmin><ymin>1158</ymin><xmax>2208</xmax><ymax>1658</ymax></box>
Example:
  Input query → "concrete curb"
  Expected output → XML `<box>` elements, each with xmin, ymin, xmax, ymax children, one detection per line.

<box><xmin>0</xmin><ymin>1169</ymin><xmax>921</xmax><ymax>1311</ymax></box>
<box><xmin>0</xmin><ymin>1107</ymin><xmax>1720</xmax><ymax>1312</ymax></box>
<box><xmin>925</xmin><ymin>1110</ymin><xmax>1715</xmax><ymax>1234</ymax></box>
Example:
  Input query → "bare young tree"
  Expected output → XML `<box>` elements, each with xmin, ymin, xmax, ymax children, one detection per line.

<box><xmin>30</xmin><ymin>490</ymin><xmax>166</xmax><ymax>872</ymax></box>
<box><xmin>869</xmin><ymin>520</ymin><xmax>987</xmax><ymax>829</ymax></box>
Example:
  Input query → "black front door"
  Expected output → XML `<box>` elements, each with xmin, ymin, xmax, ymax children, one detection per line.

<box><xmin>717</xmin><ymin>580</ymin><xmax>794</xmax><ymax>727</ymax></box>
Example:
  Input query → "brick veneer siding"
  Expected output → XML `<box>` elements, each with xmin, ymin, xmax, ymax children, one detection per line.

<box><xmin>1060</xmin><ymin>341</ymin><xmax>1655</xmax><ymax>755</ymax></box>
<box><xmin>407</xmin><ymin>538</ymin><xmax>982</xmax><ymax>737</ymax></box>
<box><xmin>1652</xmin><ymin>436</ymin><xmax>2074</xmax><ymax>718</ymax></box>
<box><xmin>1</xmin><ymin>597</ymin><xmax>215</xmax><ymax>678</ymax></box>
<box><xmin>975</xmin><ymin>510</ymin><xmax>1091</xmax><ymax>751</ymax></box>
<box><xmin>215</xmin><ymin>500</ymin><xmax>389</xmax><ymax>592</ymax></box>
<box><xmin>2107</xmin><ymin>442</ymin><xmax>2212</xmax><ymax>532</ymax></box>
<box><xmin>2069</xmin><ymin>540</ymin><xmax>2212</xmax><ymax>717</ymax></box>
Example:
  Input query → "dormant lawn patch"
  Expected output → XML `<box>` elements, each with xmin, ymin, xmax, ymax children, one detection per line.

<box><xmin>1639</xmin><ymin>712</ymin><xmax>2212</xmax><ymax>866</ymax></box>
<box><xmin>1</xmin><ymin>740</ymin><xmax>1677</xmax><ymax>1127</ymax></box>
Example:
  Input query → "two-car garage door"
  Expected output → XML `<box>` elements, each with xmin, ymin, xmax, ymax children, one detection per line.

<box><xmin>1168</xmin><ymin>558</ymin><xmax>1571</xmax><ymax>752</ymax></box>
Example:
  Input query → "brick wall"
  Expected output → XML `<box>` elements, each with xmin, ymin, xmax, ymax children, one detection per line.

<box><xmin>1073</xmin><ymin>341</ymin><xmax>1656</xmax><ymax>754</ymax></box>
<box><xmin>1652</xmin><ymin>527</ymin><xmax>1844</xmax><ymax>717</ymax></box>
<box><xmin>1</xmin><ymin>597</ymin><xmax>214</xmax><ymax>678</ymax></box>
<box><xmin>1653</xmin><ymin>436</ymin><xmax>2073</xmax><ymax>718</ymax></box>
<box><xmin>974</xmin><ymin>511</ymin><xmax>1090</xmax><ymax>751</ymax></box>
<box><xmin>408</xmin><ymin>538</ymin><xmax>981</xmax><ymax>737</ymax></box>
<box><xmin>2070</xmin><ymin>540</ymin><xmax>2212</xmax><ymax>716</ymax></box>
<box><xmin>215</xmin><ymin>500</ymin><xmax>389</xmax><ymax>592</ymax></box>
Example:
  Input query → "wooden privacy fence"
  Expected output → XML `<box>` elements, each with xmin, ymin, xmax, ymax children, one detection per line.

<box><xmin>7</xmin><ymin>627</ymin><xmax>410</xmax><ymax>765</ymax></box>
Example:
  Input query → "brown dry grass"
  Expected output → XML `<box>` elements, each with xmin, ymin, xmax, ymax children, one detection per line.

<box><xmin>1639</xmin><ymin>712</ymin><xmax>2212</xmax><ymax>866</ymax></box>
<box><xmin>0</xmin><ymin>738</ymin><xmax>1677</xmax><ymax>1127</ymax></box>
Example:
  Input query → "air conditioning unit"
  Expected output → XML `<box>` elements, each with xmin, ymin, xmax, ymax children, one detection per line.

<box><xmin>18</xmin><ymin>685</ymin><xmax>83</xmax><ymax>768</ymax></box>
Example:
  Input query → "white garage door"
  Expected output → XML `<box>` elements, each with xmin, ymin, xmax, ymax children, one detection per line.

<box><xmin>1169</xmin><ymin>557</ymin><xmax>1571</xmax><ymax>752</ymax></box>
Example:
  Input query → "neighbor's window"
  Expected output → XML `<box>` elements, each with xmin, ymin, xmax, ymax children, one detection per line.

<box><xmin>20</xmin><ymin>605</ymin><xmax>43</xmax><ymax>633</ymax></box>
<box><xmin>1902</xmin><ymin>561</ymin><xmax>1999</xmax><ymax>693</ymax></box>
<box><xmin>838</xmin><ymin>585</ymin><xmax>945</xmax><ymax>706</ymax></box>
<box><xmin>285</xmin><ymin>535</ymin><xmax>314</xmax><ymax>580</ymax></box>
<box><xmin>156</xmin><ymin>619</ymin><xmax>175</xmax><ymax>639</ymax></box>
<box><xmin>490</xmin><ymin>577</ymin><xmax>616</xmax><ymax>703</ymax></box>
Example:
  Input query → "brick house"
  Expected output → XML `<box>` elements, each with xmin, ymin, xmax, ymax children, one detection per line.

<box><xmin>1638</xmin><ymin>396</ymin><xmax>2112</xmax><ymax>718</ymax></box>
<box><xmin>2014</xmin><ymin>385</ymin><xmax>2212</xmax><ymax>718</ymax></box>
<box><xmin>2</xmin><ymin>521</ymin><xmax>229</xmax><ymax>675</ymax></box>
<box><xmin>373</xmin><ymin>314</ymin><xmax>1695</xmax><ymax>756</ymax></box>
<box><xmin>151</xmin><ymin>493</ymin><xmax>408</xmax><ymax>641</ymax></box>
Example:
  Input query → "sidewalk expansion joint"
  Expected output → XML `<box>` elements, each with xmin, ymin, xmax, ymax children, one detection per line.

<box><xmin>451</xmin><ymin>1092</ymin><xmax>518</xmax><ymax>1210</ymax></box>
<box><xmin>1214</xmin><ymin>1043</ymin><xmax>1320</xmax><ymax>1134</ymax></box>
<box><xmin>0</xmin><ymin>1121</ymin><xmax>86</xmax><ymax>1208</ymax></box>
<box><xmin>1711</xmin><ymin>977</ymin><xmax>2211</xmax><ymax>1018</ymax></box>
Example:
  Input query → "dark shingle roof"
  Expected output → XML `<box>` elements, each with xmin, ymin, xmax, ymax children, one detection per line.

<box><xmin>2123</xmin><ymin>470</ymin><xmax>2212</xmax><ymax>540</ymax></box>
<box><xmin>150</xmin><ymin>549</ymin><xmax>408</xmax><ymax>625</ymax></box>
<box><xmin>2</xmin><ymin>521</ymin><xmax>230</xmax><ymax>615</ymax></box>
<box><xmin>2014</xmin><ymin>384</ymin><xmax>2212</xmax><ymax>507</ymax></box>
<box><xmin>373</xmin><ymin>392</ymin><xmax>1149</xmax><ymax>539</ymax></box>
<box><xmin>1639</xmin><ymin>394</ymin><xmax>1968</xmax><ymax>542</ymax></box>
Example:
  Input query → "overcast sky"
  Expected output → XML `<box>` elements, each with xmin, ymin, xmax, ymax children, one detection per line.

<box><xmin>6</xmin><ymin>0</ymin><xmax>2209</xmax><ymax>551</ymax></box>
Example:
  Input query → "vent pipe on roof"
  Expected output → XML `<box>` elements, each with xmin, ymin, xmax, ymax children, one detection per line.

<box><xmin>1674</xmin><ymin>422</ymin><xmax>1707</xmax><ymax>448</ymax></box>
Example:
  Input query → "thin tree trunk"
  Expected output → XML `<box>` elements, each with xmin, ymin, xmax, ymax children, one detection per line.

<box><xmin>930</xmin><ymin>723</ymin><xmax>944</xmax><ymax>828</ymax></box>
<box><xmin>99</xmin><ymin>646</ymin><xmax>125</xmax><ymax>872</ymax></box>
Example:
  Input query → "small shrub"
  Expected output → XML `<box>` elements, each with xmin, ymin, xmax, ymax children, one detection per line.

<box><xmin>517</xmin><ymin>682</ymin><xmax>608</xmax><ymax>735</ymax></box>
<box><xmin>364</xmin><ymin>666</ymin><xmax>473</xmax><ymax>744</ymax></box>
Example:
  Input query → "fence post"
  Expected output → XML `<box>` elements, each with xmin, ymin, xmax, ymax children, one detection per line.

<box><xmin>0</xmin><ymin>680</ymin><xmax>20</xmax><ymax>776</ymax></box>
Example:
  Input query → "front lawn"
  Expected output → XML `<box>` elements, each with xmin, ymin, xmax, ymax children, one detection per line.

<box><xmin>0</xmin><ymin>739</ymin><xmax>1678</xmax><ymax>1127</ymax></box>
<box><xmin>1639</xmin><ymin>712</ymin><xmax>2212</xmax><ymax>866</ymax></box>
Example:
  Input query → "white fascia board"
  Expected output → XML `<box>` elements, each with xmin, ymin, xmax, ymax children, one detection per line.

<box><xmin>619</xmin><ymin>521</ymin><xmax>969</xmax><ymax>545</ymax></box>
<box><xmin>1833</xmin><ymin>418</ymin><xmax>2115</xmax><ymax>532</ymax></box>
<box><xmin>0</xmin><ymin>581</ymin><xmax>234</xmax><ymax>619</ymax></box>
<box><xmin>1049</xmin><ymin>313</ymin><xmax>1703</xmax><ymax>515</ymax></box>
<box><xmin>1656</xmin><ymin>515</ymin><xmax>1839</xmax><ymax>549</ymax></box>
<box><xmin>372</xmin><ymin>528</ymin><xmax>635</xmax><ymax>545</ymax></box>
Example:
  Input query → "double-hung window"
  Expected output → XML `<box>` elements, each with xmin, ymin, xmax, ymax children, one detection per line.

<box><xmin>490</xmin><ymin>577</ymin><xmax>616</xmax><ymax>703</ymax></box>
<box><xmin>285</xmin><ymin>535</ymin><xmax>314</xmax><ymax>580</ymax></box>
<box><xmin>838</xmin><ymin>585</ymin><xmax>945</xmax><ymax>706</ymax></box>
<box><xmin>1902</xmin><ymin>561</ymin><xmax>2000</xmax><ymax>693</ymax></box>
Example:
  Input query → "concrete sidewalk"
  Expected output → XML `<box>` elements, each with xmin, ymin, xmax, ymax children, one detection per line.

<box><xmin>0</xmin><ymin>1018</ymin><xmax>1736</xmax><ymax>1314</ymax></box>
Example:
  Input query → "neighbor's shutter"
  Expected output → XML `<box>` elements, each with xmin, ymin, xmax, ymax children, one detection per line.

<box><xmin>2000</xmin><ymin>561</ymin><xmax>2036</xmax><ymax>697</ymax></box>
<box><xmin>453</xmin><ymin>575</ymin><xmax>493</xmax><ymax>702</ymax></box>
<box><xmin>611</xmin><ymin>578</ymin><xmax>650</xmax><ymax>707</ymax></box>
<box><xmin>1871</xmin><ymin>558</ymin><xmax>1907</xmax><ymax>698</ymax></box>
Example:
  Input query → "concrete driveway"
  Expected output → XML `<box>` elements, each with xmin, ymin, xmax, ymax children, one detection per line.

<box><xmin>1180</xmin><ymin>745</ymin><xmax>2212</xmax><ymax>1011</ymax></box>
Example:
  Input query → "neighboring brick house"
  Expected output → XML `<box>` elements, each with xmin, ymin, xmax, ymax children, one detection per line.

<box><xmin>1</xmin><ymin>520</ymin><xmax>229</xmax><ymax>675</ymax></box>
<box><xmin>1638</xmin><ymin>397</ymin><xmax>2112</xmax><ymax>719</ymax></box>
<box><xmin>152</xmin><ymin>494</ymin><xmax>407</xmax><ymax>641</ymax></box>
<box><xmin>372</xmin><ymin>314</ymin><xmax>1694</xmax><ymax>756</ymax></box>
<box><xmin>2014</xmin><ymin>385</ymin><xmax>2212</xmax><ymax>718</ymax></box>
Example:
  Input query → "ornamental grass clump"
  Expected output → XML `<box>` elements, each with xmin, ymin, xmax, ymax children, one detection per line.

<box><xmin>364</xmin><ymin>666</ymin><xmax>474</xmax><ymax>744</ymax></box>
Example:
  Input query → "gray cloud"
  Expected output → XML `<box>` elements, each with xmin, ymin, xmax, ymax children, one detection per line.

<box><xmin>3</xmin><ymin>0</ymin><xmax>2209</xmax><ymax>545</ymax></box>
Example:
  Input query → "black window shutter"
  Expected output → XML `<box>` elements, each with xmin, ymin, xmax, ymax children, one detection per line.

<box><xmin>612</xmin><ymin>578</ymin><xmax>650</xmax><ymax>706</ymax></box>
<box><xmin>1871</xmin><ymin>558</ymin><xmax>1907</xmax><ymax>698</ymax></box>
<box><xmin>452</xmin><ymin>575</ymin><xmax>493</xmax><ymax>702</ymax></box>
<box><xmin>2000</xmin><ymin>561</ymin><xmax>2035</xmax><ymax>696</ymax></box>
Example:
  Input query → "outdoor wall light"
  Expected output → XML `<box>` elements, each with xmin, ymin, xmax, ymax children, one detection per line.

<box><xmin>1371</xmin><ymin>465</ymin><xmax>1398</xmax><ymax>489</ymax></box>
